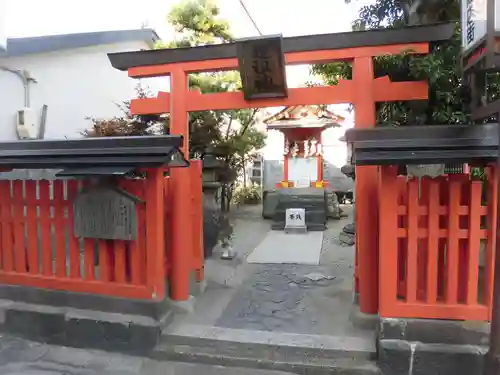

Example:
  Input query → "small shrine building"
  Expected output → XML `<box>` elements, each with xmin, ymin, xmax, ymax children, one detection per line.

<box><xmin>263</xmin><ymin>105</ymin><xmax>346</xmax><ymax>189</ymax></box>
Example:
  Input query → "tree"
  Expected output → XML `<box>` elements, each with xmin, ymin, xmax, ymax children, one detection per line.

<box><xmin>84</xmin><ymin>85</ymin><xmax>166</xmax><ymax>137</ymax></box>
<box><xmin>85</xmin><ymin>0</ymin><xmax>266</xmax><ymax>211</ymax></box>
<box><xmin>312</xmin><ymin>0</ymin><xmax>499</xmax><ymax>126</ymax></box>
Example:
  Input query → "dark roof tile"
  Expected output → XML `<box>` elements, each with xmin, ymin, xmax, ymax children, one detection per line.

<box><xmin>0</xmin><ymin>29</ymin><xmax>159</xmax><ymax>57</ymax></box>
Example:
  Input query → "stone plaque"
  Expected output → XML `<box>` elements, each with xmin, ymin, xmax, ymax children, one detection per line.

<box><xmin>73</xmin><ymin>187</ymin><xmax>137</xmax><ymax>240</ymax></box>
<box><xmin>285</xmin><ymin>208</ymin><xmax>306</xmax><ymax>228</ymax></box>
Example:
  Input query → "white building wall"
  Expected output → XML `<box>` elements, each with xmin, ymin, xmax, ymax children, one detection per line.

<box><xmin>0</xmin><ymin>2</ymin><xmax>6</xmax><ymax>52</ymax></box>
<box><xmin>0</xmin><ymin>41</ymin><xmax>170</xmax><ymax>141</ymax></box>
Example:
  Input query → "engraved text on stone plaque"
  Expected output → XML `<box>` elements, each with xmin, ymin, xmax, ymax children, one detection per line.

<box><xmin>73</xmin><ymin>187</ymin><xmax>137</xmax><ymax>241</ymax></box>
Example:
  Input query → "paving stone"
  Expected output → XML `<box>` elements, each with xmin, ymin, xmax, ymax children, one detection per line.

<box><xmin>0</xmin><ymin>335</ymin><xmax>299</xmax><ymax>375</ymax></box>
<box><xmin>215</xmin><ymin>263</ymin><xmax>345</xmax><ymax>334</ymax></box>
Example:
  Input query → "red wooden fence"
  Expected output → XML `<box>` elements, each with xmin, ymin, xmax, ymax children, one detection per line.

<box><xmin>0</xmin><ymin>161</ymin><xmax>204</xmax><ymax>301</ymax></box>
<box><xmin>0</xmin><ymin>177</ymin><xmax>159</xmax><ymax>299</ymax></box>
<box><xmin>379</xmin><ymin>166</ymin><xmax>497</xmax><ymax>321</ymax></box>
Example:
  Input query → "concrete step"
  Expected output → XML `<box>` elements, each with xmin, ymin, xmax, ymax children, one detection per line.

<box><xmin>155</xmin><ymin>324</ymin><xmax>380</xmax><ymax>375</ymax></box>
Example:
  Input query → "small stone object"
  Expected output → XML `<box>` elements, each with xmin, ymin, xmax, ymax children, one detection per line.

<box><xmin>285</xmin><ymin>208</ymin><xmax>307</xmax><ymax>234</ymax></box>
<box><xmin>220</xmin><ymin>245</ymin><xmax>236</xmax><ymax>260</ymax></box>
<box><xmin>343</xmin><ymin>223</ymin><xmax>355</xmax><ymax>235</ymax></box>
<box><xmin>303</xmin><ymin>272</ymin><xmax>335</xmax><ymax>281</ymax></box>
<box><xmin>339</xmin><ymin>232</ymin><xmax>355</xmax><ymax>246</ymax></box>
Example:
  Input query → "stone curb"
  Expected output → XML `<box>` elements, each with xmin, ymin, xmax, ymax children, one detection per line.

<box><xmin>0</xmin><ymin>299</ymin><xmax>174</xmax><ymax>355</ymax></box>
<box><xmin>378</xmin><ymin>339</ymin><xmax>487</xmax><ymax>375</ymax></box>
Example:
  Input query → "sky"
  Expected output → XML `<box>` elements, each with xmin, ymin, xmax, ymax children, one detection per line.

<box><xmin>3</xmin><ymin>0</ymin><xmax>367</xmax><ymax>38</ymax></box>
<box><xmin>1</xmin><ymin>0</ymin><xmax>371</xmax><ymax>87</ymax></box>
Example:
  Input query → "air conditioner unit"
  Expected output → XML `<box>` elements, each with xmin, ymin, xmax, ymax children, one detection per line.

<box><xmin>16</xmin><ymin>108</ymin><xmax>38</xmax><ymax>139</ymax></box>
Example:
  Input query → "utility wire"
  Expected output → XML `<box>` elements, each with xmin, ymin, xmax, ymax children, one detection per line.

<box><xmin>238</xmin><ymin>0</ymin><xmax>263</xmax><ymax>36</ymax></box>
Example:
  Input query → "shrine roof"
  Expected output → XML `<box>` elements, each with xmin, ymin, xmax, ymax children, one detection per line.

<box><xmin>108</xmin><ymin>23</ymin><xmax>455</xmax><ymax>71</ymax></box>
<box><xmin>264</xmin><ymin>105</ymin><xmax>344</xmax><ymax>130</ymax></box>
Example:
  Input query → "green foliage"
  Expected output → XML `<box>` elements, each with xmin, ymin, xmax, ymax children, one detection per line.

<box><xmin>471</xmin><ymin>167</ymin><xmax>486</xmax><ymax>180</ymax></box>
<box><xmin>157</xmin><ymin>0</ymin><xmax>233</xmax><ymax>48</ymax></box>
<box><xmin>312</xmin><ymin>0</ymin><xmax>499</xmax><ymax>126</ymax></box>
<box><xmin>233</xmin><ymin>184</ymin><xmax>261</xmax><ymax>205</ymax></box>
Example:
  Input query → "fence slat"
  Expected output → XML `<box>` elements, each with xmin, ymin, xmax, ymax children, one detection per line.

<box><xmin>467</xmin><ymin>180</ymin><xmax>482</xmax><ymax>305</ymax></box>
<box><xmin>114</xmin><ymin>240</ymin><xmax>127</xmax><ymax>283</ymax></box>
<box><xmin>446</xmin><ymin>177</ymin><xmax>461</xmax><ymax>305</ymax></box>
<box><xmin>83</xmin><ymin>239</ymin><xmax>95</xmax><ymax>281</ymax></box>
<box><xmin>25</xmin><ymin>181</ymin><xmax>39</xmax><ymax>274</ymax></box>
<box><xmin>145</xmin><ymin>168</ymin><xmax>165</xmax><ymax>299</ymax></box>
<box><xmin>378</xmin><ymin>166</ymin><xmax>399</xmax><ymax>316</ymax></box>
<box><xmin>417</xmin><ymin>179</ymin><xmax>430</xmax><ymax>301</ymax></box>
<box><xmin>0</xmin><ymin>181</ymin><xmax>13</xmax><ymax>271</ymax></box>
<box><xmin>426</xmin><ymin>179</ymin><xmax>440</xmax><ymax>304</ymax></box>
<box><xmin>53</xmin><ymin>181</ymin><xmax>66</xmax><ymax>277</ymax></box>
<box><xmin>12</xmin><ymin>181</ymin><xmax>26</xmax><ymax>273</ymax></box>
<box><xmin>98</xmin><ymin>240</ymin><xmax>112</xmax><ymax>282</ymax></box>
<box><xmin>38</xmin><ymin>181</ymin><xmax>52</xmax><ymax>276</ymax></box>
<box><xmin>406</xmin><ymin>179</ymin><xmax>419</xmax><ymax>303</ymax></box>
<box><xmin>66</xmin><ymin>180</ymin><xmax>81</xmax><ymax>278</ymax></box>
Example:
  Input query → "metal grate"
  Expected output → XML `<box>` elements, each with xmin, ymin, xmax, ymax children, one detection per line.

<box><xmin>443</xmin><ymin>163</ymin><xmax>465</xmax><ymax>175</ymax></box>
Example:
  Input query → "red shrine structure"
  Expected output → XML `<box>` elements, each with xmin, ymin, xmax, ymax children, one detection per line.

<box><xmin>108</xmin><ymin>23</ymin><xmax>455</xmax><ymax>314</ymax></box>
<box><xmin>263</xmin><ymin>105</ymin><xmax>345</xmax><ymax>189</ymax></box>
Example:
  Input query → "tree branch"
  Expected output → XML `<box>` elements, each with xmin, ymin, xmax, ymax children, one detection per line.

<box><xmin>238</xmin><ymin>109</ymin><xmax>259</xmax><ymax>136</ymax></box>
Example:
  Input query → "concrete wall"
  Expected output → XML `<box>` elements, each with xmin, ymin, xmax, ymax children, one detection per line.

<box><xmin>0</xmin><ymin>41</ymin><xmax>170</xmax><ymax>141</ymax></box>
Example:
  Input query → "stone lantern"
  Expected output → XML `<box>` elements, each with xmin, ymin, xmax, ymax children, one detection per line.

<box><xmin>202</xmin><ymin>152</ymin><xmax>223</xmax><ymax>258</ymax></box>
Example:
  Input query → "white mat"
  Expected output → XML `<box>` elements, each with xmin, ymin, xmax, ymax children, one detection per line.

<box><xmin>246</xmin><ymin>231</ymin><xmax>323</xmax><ymax>265</ymax></box>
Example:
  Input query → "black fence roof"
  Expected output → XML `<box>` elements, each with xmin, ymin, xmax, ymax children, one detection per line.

<box><xmin>0</xmin><ymin>135</ymin><xmax>187</xmax><ymax>170</ymax></box>
<box><xmin>345</xmin><ymin>123</ymin><xmax>498</xmax><ymax>166</ymax></box>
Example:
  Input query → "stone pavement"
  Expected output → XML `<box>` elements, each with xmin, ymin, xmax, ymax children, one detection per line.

<box><xmin>175</xmin><ymin>204</ymin><xmax>368</xmax><ymax>339</ymax></box>
<box><xmin>0</xmin><ymin>334</ymin><xmax>297</xmax><ymax>375</ymax></box>
<box><xmin>215</xmin><ymin>264</ymin><xmax>355</xmax><ymax>335</ymax></box>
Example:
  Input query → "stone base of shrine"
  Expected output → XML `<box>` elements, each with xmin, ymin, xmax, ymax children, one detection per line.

<box><xmin>377</xmin><ymin>317</ymin><xmax>489</xmax><ymax>375</ymax></box>
<box><xmin>0</xmin><ymin>284</ymin><xmax>175</xmax><ymax>354</ymax></box>
<box><xmin>270</xmin><ymin>188</ymin><xmax>328</xmax><ymax>231</ymax></box>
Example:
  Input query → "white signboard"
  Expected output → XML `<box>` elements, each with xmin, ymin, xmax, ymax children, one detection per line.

<box><xmin>285</xmin><ymin>208</ymin><xmax>306</xmax><ymax>228</ymax></box>
<box><xmin>461</xmin><ymin>0</ymin><xmax>487</xmax><ymax>53</ymax></box>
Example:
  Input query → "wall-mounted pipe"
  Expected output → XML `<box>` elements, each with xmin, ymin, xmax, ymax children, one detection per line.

<box><xmin>38</xmin><ymin>104</ymin><xmax>48</xmax><ymax>140</ymax></box>
<box><xmin>0</xmin><ymin>67</ymin><xmax>37</xmax><ymax>107</ymax></box>
<box><xmin>1</xmin><ymin>67</ymin><xmax>47</xmax><ymax>140</ymax></box>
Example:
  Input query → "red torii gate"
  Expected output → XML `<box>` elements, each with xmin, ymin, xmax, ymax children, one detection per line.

<box><xmin>108</xmin><ymin>23</ymin><xmax>454</xmax><ymax>314</ymax></box>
